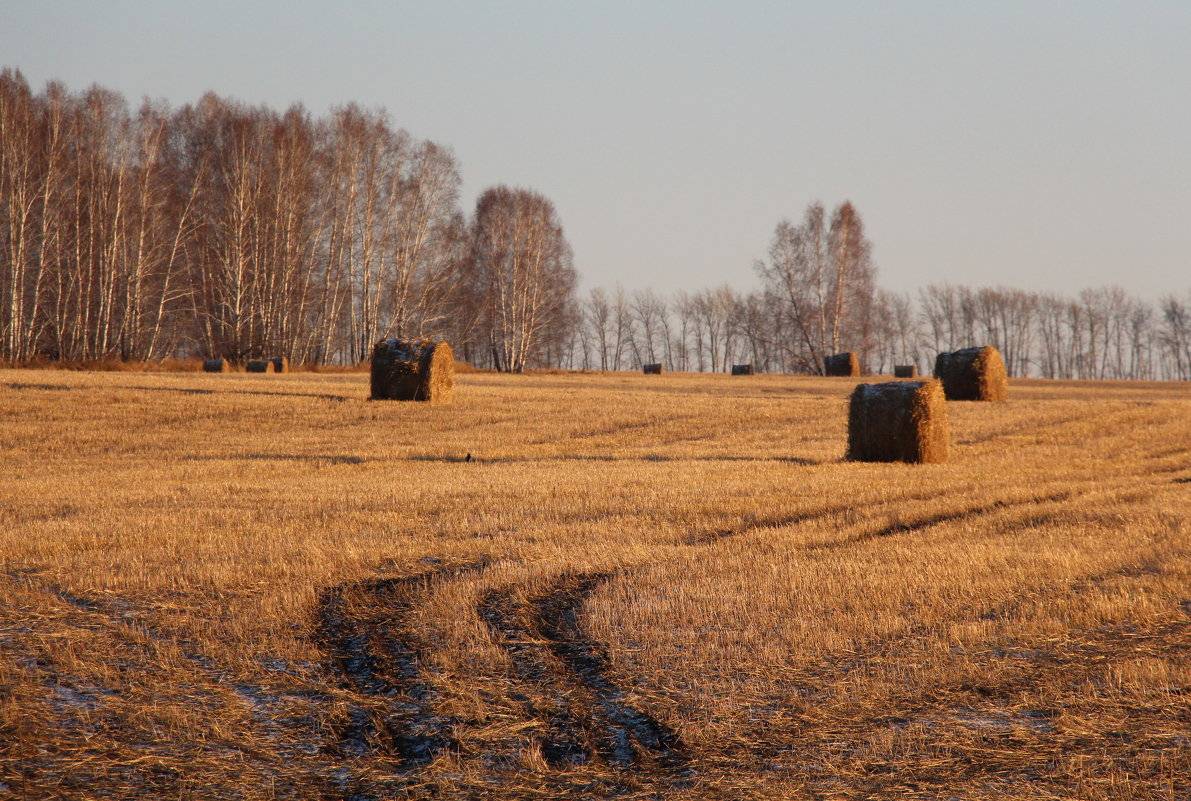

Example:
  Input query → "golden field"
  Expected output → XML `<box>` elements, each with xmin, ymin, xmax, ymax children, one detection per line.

<box><xmin>0</xmin><ymin>368</ymin><xmax>1188</xmax><ymax>800</ymax></box>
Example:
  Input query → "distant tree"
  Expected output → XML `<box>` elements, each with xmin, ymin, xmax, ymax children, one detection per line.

<box><xmin>469</xmin><ymin>186</ymin><xmax>576</xmax><ymax>373</ymax></box>
<box><xmin>756</xmin><ymin>201</ymin><xmax>875</xmax><ymax>373</ymax></box>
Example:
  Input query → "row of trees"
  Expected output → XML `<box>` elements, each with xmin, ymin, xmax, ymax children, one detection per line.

<box><xmin>3</xmin><ymin>71</ymin><xmax>1187</xmax><ymax>378</ymax></box>
<box><xmin>569</xmin><ymin>278</ymin><xmax>1191</xmax><ymax>380</ymax></box>
<box><xmin>0</xmin><ymin>70</ymin><xmax>575</xmax><ymax>370</ymax></box>
<box><xmin>569</xmin><ymin>202</ymin><xmax>1190</xmax><ymax>380</ymax></box>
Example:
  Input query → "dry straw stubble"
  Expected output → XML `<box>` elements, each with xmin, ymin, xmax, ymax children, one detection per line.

<box><xmin>847</xmin><ymin>378</ymin><xmax>949</xmax><ymax>463</ymax></box>
<box><xmin>934</xmin><ymin>345</ymin><xmax>1008</xmax><ymax>401</ymax></box>
<box><xmin>370</xmin><ymin>338</ymin><xmax>455</xmax><ymax>403</ymax></box>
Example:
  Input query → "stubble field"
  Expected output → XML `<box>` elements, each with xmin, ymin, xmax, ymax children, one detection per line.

<box><xmin>0</xmin><ymin>368</ymin><xmax>1188</xmax><ymax>800</ymax></box>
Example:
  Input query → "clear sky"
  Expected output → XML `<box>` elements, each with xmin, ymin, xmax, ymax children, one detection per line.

<box><xmin>5</xmin><ymin>1</ymin><xmax>1189</xmax><ymax>297</ymax></box>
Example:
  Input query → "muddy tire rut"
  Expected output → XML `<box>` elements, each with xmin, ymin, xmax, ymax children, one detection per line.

<box><xmin>527</xmin><ymin>573</ymin><xmax>691</xmax><ymax>777</ymax></box>
<box><xmin>316</xmin><ymin>561</ymin><xmax>485</xmax><ymax>768</ymax></box>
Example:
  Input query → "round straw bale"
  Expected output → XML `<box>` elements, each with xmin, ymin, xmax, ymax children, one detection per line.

<box><xmin>847</xmin><ymin>379</ymin><xmax>949</xmax><ymax>464</ymax></box>
<box><xmin>370</xmin><ymin>338</ymin><xmax>455</xmax><ymax>403</ymax></box>
<box><xmin>825</xmin><ymin>352</ymin><xmax>860</xmax><ymax>377</ymax></box>
<box><xmin>643</xmin><ymin>363</ymin><xmax>663</xmax><ymax>375</ymax></box>
<box><xmin>731</xmin><ymin>364</ymin><xmax>754</xmax><ymax>375</ymax></box>
<box><xmin>893</xmin><ymin>364</ymin><xmax>918</xmax><ymax>378</ymax></box>
<box><xmin>246</xmin><ymin>359</ymin><xmax>275</xmax><ymax>374</ymax></box>
<box><xmin>202</xmin><ymin>358</ymin><xmax>231</xmax><ymax>373</ymax></box>
<box><xmin>270</xmin><ymin>356</ymin><xmax>289</xmax><ymax>373</ymax></box>
<box><xmin>933</xmin><ymin>346</ymin><xmax>1008</xmax><ymax>401</ymax></box>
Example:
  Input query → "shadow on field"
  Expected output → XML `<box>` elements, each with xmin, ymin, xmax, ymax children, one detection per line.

<box><xmin>3</xmin><ymin>381</ymin><xmax>79</xmax><ymax>392</ymax></box>
<box><xmin>408</xmin><ymin>454</ymin><xmax>821</xmax><ymax>466</ymax></box>
<box><xmin>183</xmin><ymin>452</ymin><xmax>366</xmax><ymax>465</ymax></box>
<box><xmin>122</xmin><ymin>384</ymin><xmax>355</xmax><ymax>402</ymax></box>
<box><xmin>3</xmin><ymin>380</ymin><xmax>355</xmax><ymax>403</ymax></box>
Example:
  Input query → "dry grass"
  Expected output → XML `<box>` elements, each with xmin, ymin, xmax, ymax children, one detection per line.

<box><xmin>0</xmin><ymin>369</ymin><xmax>1187</xmax><ymax>800</ymax></box>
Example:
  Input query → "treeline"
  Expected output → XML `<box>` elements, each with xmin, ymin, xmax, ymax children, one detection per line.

<box><xmin>569</xmin><ymin>202</ymin><xmax>1191</xmax><ymax>380</ymax></box>
<box><xmin>570</xmin><ymin>280</ymin><xmax>1191</xmax><ymax>380</ymax></box>
<box><xmin>4</xmin><ymin>70</ymin><xmax>1188</xmax><ymax>379</ymax></box>
<box><xmin>0</xmin><ymin>70</ymin><xmax>574</xmax><ymax>370</ymax></box>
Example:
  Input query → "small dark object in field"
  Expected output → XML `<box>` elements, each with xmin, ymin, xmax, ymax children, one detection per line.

<box><xmin>246</xmin><ymin>359</ymin><xmax>275</xmax><ymax>374</ymax></box>
<box><xmin>847</xmin><ymin>379</ymin><xmax>949</xmax><ymax>464</ymax></box>
<box><xmin>894</xmin><ymin>364</ymin><xmax>918</xmax><ymax>378</ymax></box>
<box><xmin>465</xmin><ymin>453</ymin><xmax>472</xmax><ymax>463</ymax></box>
<box><xmin>934</xmin><ymin>346</ymin><xmax>1008</xmax><ymax>401</ymax></box>
<box><xmin>731</xmin><ymin>364</ymin><xmax>754</xmax><ymax>376</ymax></box>
<box><xmin>643</xmin><ymin>363</ymin><xmax>663</xmax><ymax>375</ymax></box>
<box><xmin>270</xmin><ymin>356</ymin><xmax>289</xmax><ymax>373</ymax></box>
<box><xmin>370</xmin><ymin>338</ymin><xmax>454</xmax><ymax>403</ymax></box>
<box><xmin>202</xmin><ymin>358</ymin><xmax>231</xmax><ymax>373</ymax></box>
<box><xmin>825</xmin><ymin>352</ymin><xmax>860</xmax><ymax>377</ymax></box>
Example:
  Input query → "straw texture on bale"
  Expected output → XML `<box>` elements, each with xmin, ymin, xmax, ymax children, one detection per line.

<box><xmin>370</xmin><ymin>338</ymin><xmax>455</xmax><ymax>403</ymax></box>
<box><xmin>270</xmin><ymin>356</ymin><xmax>289</xmax><ymax>373</ymax></box>
<box><xmin>825</xmin><ymin>351</ymin><xmax>860</xmax><ymax>377</ymax></box>
<box><xmin>894</xmin><ymin>364</ymin><xmax>918</xmax><ymax>378</ymax></box>
<box><xmin>246</xmin><ymin>359</ymin><xmax>275</xmax><ymax>374</ymax></box>
<box><xmin>643</xmin><ymin>363</ymin><xmax>663</xmax><ymax>375</ymax></box>
<box><xmin>933</xmin><ymin>346</ymin><xmax>1008</xmax><ymax>401</ymax></box>
<box><xmin>731</xmin><ymin>364</ymin><xmax>754</xmax><ymax>375</ymax></box>
<box><xmin>847</xmin><ymin>379</ymin><xmax>949</xmax><ymax>464</ymax></box>
<box><xmin>202</xmin><ymin>358</ymin><xmax>231</xmax><ymax>373</ymax></box>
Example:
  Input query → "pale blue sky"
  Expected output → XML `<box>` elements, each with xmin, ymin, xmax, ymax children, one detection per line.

<box><xmin>4</xmin><ymin>1</ymin><xmax>1189</xmax><ymax>296</ymax></box>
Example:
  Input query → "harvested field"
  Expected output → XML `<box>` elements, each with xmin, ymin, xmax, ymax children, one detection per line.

<box><xmin>0</xmin><ymin>368</ymin><xmax>1188</xmax><ymax>800</ymax></box>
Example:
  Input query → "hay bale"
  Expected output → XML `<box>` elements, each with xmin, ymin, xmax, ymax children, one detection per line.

<box><xmin>270</xmin><ymin>356</ymin><xmax>289</xmax><ymax>373</ymax></box>
<box><xmin>246</xmin><ymin>359</ymin><xmax>275</xmax><ymax>374</ymax></box>
<box><xmin>642</xmin><ymin>363</ymin><xmax>663</xmax><ymax>375</ymax></box>
<box><xmin>893</xmin><ymin>364</ymin><xmax>918</xmax><ymax>378</ymax></box>
<box><xmin>933</xmin><ymin>346</ymin><xmax>1008</xmax><ymax>401</ymax></box>
<box><xmin>824</xmin><ymin>352</ymin><xmax>860</xmax><ymax>377</ymax></box>
<box><xmin>370</xmin><ymin>338</ymin><xmax>454</xmax><ymax>403</ymax></box>
<box><xmin>847</xmin><ymin>380</ymin><xmax>949</xmax><ymax>464</ymax></box>
<box><xmin>202</xmin><ymin>358</ymin><xmax>231</xmax><ymax>373</ymax></box>
<box><xmin>731</xmin><ymin>364</ymin><xmax>754</xmax><ymax>375</ymax></box>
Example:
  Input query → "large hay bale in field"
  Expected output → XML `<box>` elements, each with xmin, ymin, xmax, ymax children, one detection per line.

<box><xmin>933</xmin><ymin>346</ymin><xmax>1008</xmax><ymax>401</ymax></box>
<box><xmin>270</xmin><ymin>356</ymin><xmax>289</xmax><ymax>373</ymax></box>
<box><xmin>246</xmin><ymin>359</ymin><xmax>275</xmax><ymax>374</ymax></box>
<box><xmin>847</xmin><ymin>379</ymin><xmax>949</xmax><ymax>464</ymax></box>
<box><xmin>824</xmin><ymin>352</ymin><xmax>860</xmax><ymax>377</ymax></box>
<box><xmin>370</xmin><ymin>338</ymin><xmax>454</xmax><ymax>403</ymax></box>
<box><xmin>643</xmin><ymin>363</ymin><xmax>663</xmax><ymax>375</ymax></box>
<box><xmin>202</xmin><ymin>358</ymin><xmax>231</xmax><ymax>373</ymax></box>
<box><xmin>731</xmin><ymin>364</ymin><xmax>754</xmax><ymax>376</ymax></box>
<box><xmin>893</xmin><ymin>364</ymin><xmax>918</xmax><ymax>378</ymax></box>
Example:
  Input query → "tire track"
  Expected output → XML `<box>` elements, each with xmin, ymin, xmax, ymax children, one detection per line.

<box><xmin>476</xmin><ymin>588</ymin><xmax>593</xmax><ymax>768</ymax></box>
<box><xmin>529</xmin><ymin>573</ymin><xmax>691</xmax><ymax>778</ymax></box>
<box><xmin>315</xmin><ymin>560</ymin><xmax>487</xmax><ymax>768</ymax></box>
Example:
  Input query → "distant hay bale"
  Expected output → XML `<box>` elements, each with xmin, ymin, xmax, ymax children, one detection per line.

<box><xmin>643</xmin><ymin>363</ymin><xmax>663</xmax><ymax>375</ymax></box>
<box><xmin>847</xmin><ymin>379</ymin><xmax>949</xmax><ymax>464</ymax></box>
<box><xmin>245</xmin><ymin>359</ymin><xmax>275</xmax><ymax>374</ymax></box>
<box><xmin>731</xmin><ymin>364</ymin><xmax>754</xmax><ymax>376</ymax></box>
<box><xmin>933</xmin><ymin>346</ymin><xmax>1008</xmax><ymax>401</ymax></box>
<box><xmin>202</xmin><ymin>358</ymin><xmax>231</xmax><ymax>373</ymax></box>
<box><xmin>894</xmin><ymin>364</ymin><xmax>918</xmax><ymax>378</ymax></box>
<box><xmin>270</xmin><ymin>356</ymin><xmax>289</xmax><ymax>373</ymax></box>
<box><xmin>824</xmin><ymin>352</ymin><xmax>860</xmax><ymax>377</ymax></box>
<box><xmin>370</xmin><ymin>338</ymin><xmax>454</xmax><ymax>403</ymax></box>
